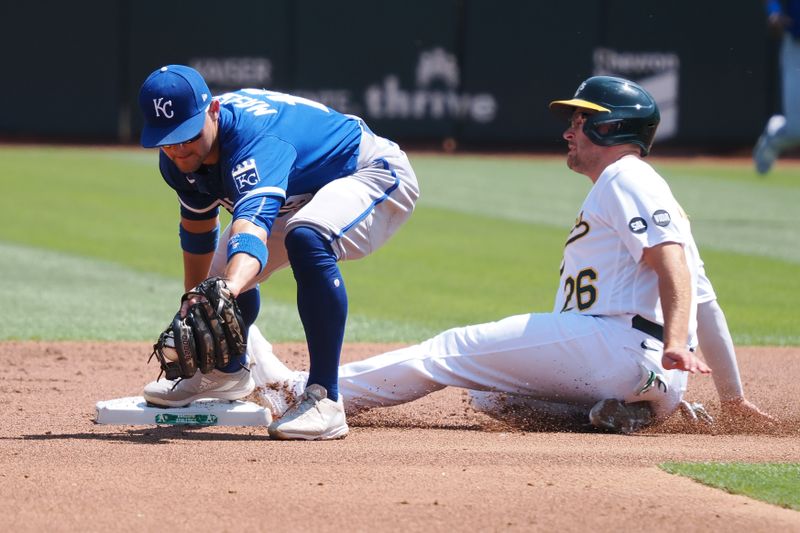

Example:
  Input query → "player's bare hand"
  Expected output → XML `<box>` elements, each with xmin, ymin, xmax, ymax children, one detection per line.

<box><xmin>220</xmin><ymin>277</ymin><xmax>244</xmax><ymax>299</ymax></box>
<box><xmin>662</xmin><ymin>347</ymin><xmax>711</xmax><ymax>374</ymax></box>
<box><xmin>721</xmin><ymin>397</ymin><xmax>777</xmax><ymax>424</ymax></box>
<box><xmin>716</xmin><ymin>397</ymin><xmax>778</xmax><ymax>433</ymax></box>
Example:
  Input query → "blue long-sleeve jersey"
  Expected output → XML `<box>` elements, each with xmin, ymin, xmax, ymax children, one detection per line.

<box><xmin>159</xmin><ymin>89</ymin><xmax>363</xmax><ymax>232</ymax></box>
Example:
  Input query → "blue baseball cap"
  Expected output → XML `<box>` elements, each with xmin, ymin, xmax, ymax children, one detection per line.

<box><xmin>138</xmin><ymin>65</ymin><xmax>211</xmax><ymax>148</ymax></box>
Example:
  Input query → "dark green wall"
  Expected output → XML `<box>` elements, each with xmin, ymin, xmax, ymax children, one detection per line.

<box><xmin>0</xmin><ymin>0</ymin><xmax>123</xmax><ymax>139</ymax></box>
<box><xmin>0</xmin><ymin>0</ymin><xmax>775</xmax><ymax>148</ymax></box>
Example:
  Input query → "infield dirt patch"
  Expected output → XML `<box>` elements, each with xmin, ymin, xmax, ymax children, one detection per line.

<box><xmin>1</xmin><ymin>342</ymin><xmax>798</xmax><ymax>531</ymax></box>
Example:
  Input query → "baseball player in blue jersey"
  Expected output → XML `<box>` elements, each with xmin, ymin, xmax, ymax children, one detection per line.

<box><xmin>137</xmin><ymin>65</ymin><xmax>419</xmax><ymax>440</ymax></box>
<box><xmin>754</xmin><ymin>0</ymin><xmax>800</xmax><ymax>174</ymax></box>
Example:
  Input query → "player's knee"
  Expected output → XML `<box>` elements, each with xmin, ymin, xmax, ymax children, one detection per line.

<box><xmin>285</xmin><ymin>226</ymin><xmax>336</xmax><ymax>272</ymax></box>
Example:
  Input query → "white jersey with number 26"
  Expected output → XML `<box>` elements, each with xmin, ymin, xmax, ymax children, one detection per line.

<box><xmin>325</xmin><ymin>155</ymin><xmax>699</xmax><ymax>423</ymax></box>
<box><xmin>555</xmin><ymin>155</ymin><xmax>701</xmax><ymax>345</ymax></box>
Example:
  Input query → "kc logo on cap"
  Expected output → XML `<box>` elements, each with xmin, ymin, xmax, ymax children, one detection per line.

<box><xmin>152</xmin><ymin>97</ymin><xmax>174</xmax><ymax>118</ymax></box>
<box><xmin>138</xmin><ymin>65</ymin><xmax>211</xmax><ymax>148</ymax></box>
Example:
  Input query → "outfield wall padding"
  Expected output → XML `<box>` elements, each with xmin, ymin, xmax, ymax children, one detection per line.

<box><xmin>0</xmin><ymin>0</ymin><xmax>776</xmax><ymax>148</ymax></box>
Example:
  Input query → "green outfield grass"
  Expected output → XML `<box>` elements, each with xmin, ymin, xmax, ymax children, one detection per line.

<box><xmin>1</xmin><ymin>146</ymin><xmax>798</xmax><ymax>343</ymax></box>
<box><xmin>660</xmin><ymin>462</ymin><xmax>800</xmax><ymax>511</ymax></box>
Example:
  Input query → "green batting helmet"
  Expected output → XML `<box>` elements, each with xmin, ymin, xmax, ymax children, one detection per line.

<box><xmin>550</xmin><ymin>76</ymin><xmax>660</xmax><ymax>156</ymax></box>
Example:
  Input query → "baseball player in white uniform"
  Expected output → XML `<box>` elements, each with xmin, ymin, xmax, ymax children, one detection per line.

<box><xmin>249</xmin><ymin>76</ymin><xmax>773</xmax><ymax>433</ymax></box>
<box><xmin>247</xmin><ymin>76</ymin><xmax>711</xmax><ymax>434</ymax></box>
<box><xmin>463</xmin><ymin>262</ymin><xmax>775</xmax><ymax>430</ymax></box>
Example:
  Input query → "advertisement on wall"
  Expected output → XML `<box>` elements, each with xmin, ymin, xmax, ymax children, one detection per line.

<box><xmin>188</xmin><ymin>47</ymin><xmax>498</xmax><ymax>139</ymax></box>
<box><xmin>364</xmin><ymin>48</ymin><xmax>497</xmax><ymax>124</ymax></box>
<box><xmin>593</xmin><ymin>48</ymin><xmax>681</xmax><ymax>141</ymax></box>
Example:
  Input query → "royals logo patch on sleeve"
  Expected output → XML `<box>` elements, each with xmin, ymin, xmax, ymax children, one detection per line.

<box><xmin>231</xmin><ymin>159</ymin><xmax>260</xmax><ymax>193</ymax></box>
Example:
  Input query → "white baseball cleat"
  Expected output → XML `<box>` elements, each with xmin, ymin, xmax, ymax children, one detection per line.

<box><xmin>143</xmin><ymin>367</ymin><xmax>255</xmax><ymax>408</ymax></box>
<box><xmin>588</xmin><ymin>398</ymin><xmax>653</xmax><ymax>434</ymax></box>
<box><xmin>247</xmin><ymin>328</ymin><xmax>307</xmax><ymax>419</ymax></box>
<box><xmin>253</xmin><ymin>369</ymin><xmax>308</xmax><ymax>420</ymax></box>
<box><xmin>267</xmin><ymin>384</ymin><xmax>349</xmax><ymax>440</ymax></box>
<box><xmin>753</xmin><ymin>115</ymin><xmax>785</xmax><ymax>175</ymax></box>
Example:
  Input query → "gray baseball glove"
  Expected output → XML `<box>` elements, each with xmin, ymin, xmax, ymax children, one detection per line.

<box><xmin>149</xmin><ymin>277</ymin><xmax>247</xmax><ymax>380</ymax></box>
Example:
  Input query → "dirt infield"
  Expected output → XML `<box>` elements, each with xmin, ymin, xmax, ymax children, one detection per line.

<box><xmin>1</xmin><ymin>342</ymin><xmax>798</xmax><ymax>532</ymax></box>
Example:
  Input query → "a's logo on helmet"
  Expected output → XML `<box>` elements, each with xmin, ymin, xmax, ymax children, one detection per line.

<box><xmin>574</xmin><ymin>81</ymin><xmax>586</xmax><ymax>97</ymax></box>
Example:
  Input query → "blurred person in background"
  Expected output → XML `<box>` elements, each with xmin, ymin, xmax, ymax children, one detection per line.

<box><xmin>753</xmin><ymin>0</ymin><xmax>800</xmax><ymax>174</ymax></box>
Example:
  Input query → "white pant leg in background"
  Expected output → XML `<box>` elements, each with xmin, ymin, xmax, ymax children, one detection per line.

<box><xmin>782</xmin><ymin>34</ymin><xmax>800</xmax><ymax>140</ymax></box>
<box><xmin>338</xmin><ymin>312</ymin><xmax>687</xmax><ymax>421</ymax></box>
<box><xmin>765</xmin><ymin>34</ymin><xmax>800</xmax><ymax>151</ymax></box>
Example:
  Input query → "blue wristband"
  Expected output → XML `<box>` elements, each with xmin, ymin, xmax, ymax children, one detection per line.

<box><xmin>227</xmin><ymin>232</ymin><xmax>268</xmax><ymax>272</ymax></box>
<box><xmin>179</xmin><ymin>224</ymin><xmax>219</xmax><ymax>254</ymax></box>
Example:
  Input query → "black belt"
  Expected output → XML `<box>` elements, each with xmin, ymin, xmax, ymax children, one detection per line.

<box><xmin>632</xmin><ymin>315</ymin><xmax>663</xmax><ymax>342</ymax></box>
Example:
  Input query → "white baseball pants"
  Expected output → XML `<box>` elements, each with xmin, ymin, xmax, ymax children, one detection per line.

<box><xmin>210</xmin><ymin>124</ymin><xmax>419</xmax><ymax>288</ymax></box>
<box><xmin>337</xmin><ymin>312</ymin><xmax>687</xmax><ymax>421</ymax></box>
